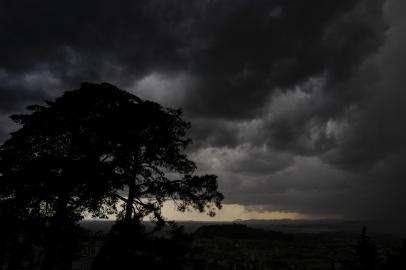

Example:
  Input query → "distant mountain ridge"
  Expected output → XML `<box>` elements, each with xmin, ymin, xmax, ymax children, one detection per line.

<box><xmin>194</xmin><ymin>223</ymin><xmax>289</xmax><ymax>240</ymax></box>
<box><xmin>80</xmin><ymin>218</ymin><xmax>406</xmax><ymax>237</ymax></box>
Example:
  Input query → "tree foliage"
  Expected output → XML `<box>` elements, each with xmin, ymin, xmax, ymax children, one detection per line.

<box><xmin>0</xmin><ymin>82</ymin><xmax>223</xmax><ymax>269</ymax></box>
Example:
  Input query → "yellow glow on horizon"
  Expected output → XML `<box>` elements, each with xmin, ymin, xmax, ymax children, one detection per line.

<box><xmin>86</xmin><ymin>202</ymin><xmax>339</xmax><ymax>221</ymax></box>
<box><xmin>159</xmin><ymin>202</ymin><xmax>339</xmax><ymax>221</ymax></box>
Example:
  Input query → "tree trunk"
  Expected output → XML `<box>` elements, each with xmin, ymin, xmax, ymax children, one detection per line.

<box><xmin>40</xmin><ymin>229</ymin><xmax>58</xmax><ymax>270</ymax></box>
<box><xmin>124</xmin><ymin>177</ymin><xmax>135</xmax><ymax>221</ymax></box>
<box><xmin>40</xmin><ymin>196</ymin><xmax>69</xmax><ymax>270</ymax></box>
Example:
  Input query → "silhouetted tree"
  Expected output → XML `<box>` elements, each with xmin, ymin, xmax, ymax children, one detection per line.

<box><xmin>349</xmin><ymin>226</ymin><xmax>380</xmax><ymax>270</ymax></box>
<box><xmin>381</xmin><ymin>240</ymin><xmax>406</xmax><ymax>270</ymax></box>
<box><xmin>0</xmin><ymin>82</ymin><xmax>223</xmax><ymax>269</ymax></box>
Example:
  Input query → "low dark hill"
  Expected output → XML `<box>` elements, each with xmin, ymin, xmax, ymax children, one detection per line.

<box><xmin>194</xmin><ymin>223</ymin><xmax>289</xmax><ymax>240</ymax></box>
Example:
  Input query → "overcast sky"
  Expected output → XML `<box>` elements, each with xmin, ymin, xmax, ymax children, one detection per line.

<box><xmin>1</xmin><ymin>0</ymin><xmax>405</xmax><ymax>221</ymax></box>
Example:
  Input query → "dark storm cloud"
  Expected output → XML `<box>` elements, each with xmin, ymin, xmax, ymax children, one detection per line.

<box><xmin>0</xmin><ymin>0</ymin><xmax>187</xmax><ymax>83</ymax></box>
<box><xmin>183</xmin><ymin>0</ymin><xmax>386</xmax><ymax>119</ymax></box>
<box><xmin>192</xmin><ymin>144</ymin><xmax>294</xmax><ymax>176</ymax></box>
<box><xmin>0</xmin><ymin>69</ymin><xmax>60</xmax><ymax>114</ymax></box>
<box><xmin>0</xmin><ymin>0</ymin><xmax>385</xmax><ymax>118</ymax></box>
<box><xmin>1</xmin><ymin>0</ymin><xmax>404</xmax><ymax>220</ymax></box>
<box><xmin>322</xmin><ymin>0</ymin><xmax>406</xmax><ymax>172</ymax></box>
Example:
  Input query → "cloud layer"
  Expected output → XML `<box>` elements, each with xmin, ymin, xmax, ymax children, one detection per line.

<box><xmin>1</xmin><ymin>0</ymin><xmax>405</xmax><ymax>220</ymax></box>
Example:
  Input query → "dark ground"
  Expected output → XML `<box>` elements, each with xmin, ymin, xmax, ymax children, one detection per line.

<box><xmin>76</xmin><ymin>219</ymin><xmax>406</xmax><ymax>270</ymax></box>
